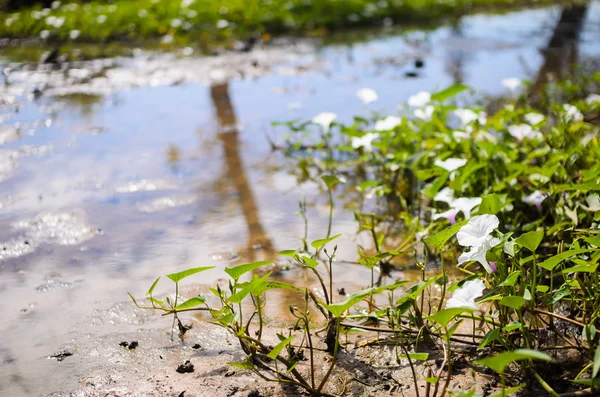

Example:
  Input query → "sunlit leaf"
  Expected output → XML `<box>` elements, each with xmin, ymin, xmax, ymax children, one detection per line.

<box><xmin>325</xmin><ymin>281</ymin><xmax>407</xmax><ymax>317</ymax></box>
<box><xmin>267</xmin><ymin>335</ymin><xmax>295</xmax><ymax>360</ymax></box>
<box><xmin>427</xmin><ymin>307</ymin><xmax>475</xmax><ymax>328</ymax></box>
<box><xmin>503</xmin><ymin>322</ymin><xmax>522</xmax><ymax>332</ymax></box>
<box><xmin>229</xmin><ymin>273</ymin><xmax>271</xmax><ymax>303</ymax></box>
<box><xmin>478</xmin><ymin>329</ymin><xmax>500</xmax><ymax>350</ymax></box>
<box><xmin>499</xmin><ymin>295</ymin><xmax>526</xmax><ymax>309</ymax></box>
<box><xmin>277</xmin><ymin>250</ymin><xmax>297</xmax><ymax>257</ymax></box>
<box><xmin>475</xmin><ymin>349</ymin><xmax>552</xmax><ymax>374</ymax></box>
<box><xmin>321</xmin><ymin>175</ymin><xmax>345</xmax><ymax>189</ymax></box>
<box><xmin>539</xmin><ymin>249</ymin><xmax>593</xmax><ymax>271</ymax></box>
<box><xmin>146</xmin><ymin>277</ymin><xmax>161</xmax><ymax>296</ymax></box>
<box><xmin>399</xmin><ymin>353</ymin><xmax>429</xmax><ymax>361</ymax></box>
<box><xmin>489</xmin><ymin>384</ymin><xmax>525</xmax><ymax>397</ymax></box>
<box><xmin>431</xmin><ymin>84</ymin><xmax>469</xmax><ymax>102</ymax></box>
<box><xmin>593</xmin><ymin>344</ymin><xmax>600</xmax><ymax>378</ymax></box>
<box><xmin>225</xmin><ymin>261</ymin><xmax>274</xmax><ymax>280</ymax></box>
<box><xmin>424</xmin><ymin>219</ymin><xmax>469</xmax><ymax>249</ymax></box>
<box><xmin>174</xmin><ymin>295</ymin><xmax>206</xmax><ymax>310</ymax></box>
<box><xmin>311</xmin><ymin>233</ymin><xmax>342</xmax><ymax>249</ymax></box>
<box><xmin>167</xmin><ymin>267</ymin><xmax>215</xmax><ymax>283</ymax></box>
<box><xmin>499</xmin><ymin>271</ymin><xmax>520</xmax><ymax>287</ymax></box>
<box><xmin>515</xmin><ymin>230</ymin><xmax>544</xmax><ymax>252</ymax></box>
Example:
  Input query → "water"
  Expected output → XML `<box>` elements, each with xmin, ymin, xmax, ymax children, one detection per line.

<box><xmin>1</xmin><ymin>3</ymin><xmax>599</xmax><ymax>396</ymax></box>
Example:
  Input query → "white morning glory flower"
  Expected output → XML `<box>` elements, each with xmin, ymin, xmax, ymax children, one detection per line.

<box><xmin>502</xmin><ymin>77</ymin><xmax>521</xmax><ymax>92</ymax></box>
<box><xmin>434</xmin><ymin>187</ymin><xmax>455</xmax><ymax>205</ymax></box>
<box><xmin>524</xmin><ymin>113</ymin><xmax>545</xmax><ymax>125</ymax></box>
<box><xmin>351</xmin><ymin>133</ymin><xmax>379</xmax><ymax>152</ymax></box>
<box><xmin>434</xmin><ymin>158</ymin><xmax>467</xmax><ymax>172</ymax></box>
<box><xmin>96</xmin><ymin>14</ymin><xmax>107</xmax><ymax>24</ymax></box>
<box><xmin>453</xmin><ymin>108</ymin><xmax>479</xmax><ymax>127</ymax></box>
<box><xmin>217</xmin><ymin>19</ymin><xmax>229</xmax><ymax>29</ymax></box>
<box><xmin>356</xmin><ymin>88</ymin><xmax>378</xmax><ymax>104</ymax></box>
<box><xmin>457</xmin><ymin>214</ymin><xmax>500</xmax><ymax>248</ymax></box>
<box><xmin>522</xmin><ymin>190</ymin><xmax>546</xmax><ymax>209</ymax></box>
<box><xmin>374</xmin><ymin>116</ymin><xmax>401</xmax><ymax>131</ymax></box>
<box><xmin>446</xmin><ymin>279</ymin><xmax>486</xmax><ymax>309</ymax></box>
<box><xmin>453</xmin><ymin>131</ymin><xmax>471</xmax><ymax>140</ymax></box>
<box><xmin>433</xmin><ymin>197</ymin><xmax>482</xmax><ymax>224</ymax></box>
<box><xmin>69</xmin><ymin>30</ymin><xmax>80</xmax><ymax>40</ymax></box>
<box><xmin>457</xmin><ymin>236</ymin><xmax>501</xmax><ymax>273</ymax></box>
<box><xmin>581</xmin><ymin>195</ymin><xmax>600</xmax><ymax>212</ymax></box>
<box><xmin>312</xmin><ymin>112</ymin><xmax>337</xmax><ymax>131</ymax></box>
<box><xmin>414</xmin><ymin>105</ymin><xmax>434</xmax><ymax>121</ymax></box>
<box><xmin>408</xmin><ymin>91</ymin><xmax>431</xmax><ymax>107</ymax></box>
<box><xmin>586</xmin><ymin>94</ymin><xmax>600</xmax><ymax>105</ymax></box>
<box><xmin>508</xmin><ymin>124</ymin><xmax>542</xmax><ymax>141</ymax></box>
<box><xmin>563</xmin><ymin>104</ymin><xmax>584</xmax><ymax>123</ymax></box>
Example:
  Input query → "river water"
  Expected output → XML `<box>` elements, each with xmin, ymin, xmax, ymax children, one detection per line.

<box><xmin>1</xmin><ymin>3</ymin><xmax>599</xmax><ymax>396</ymax></box>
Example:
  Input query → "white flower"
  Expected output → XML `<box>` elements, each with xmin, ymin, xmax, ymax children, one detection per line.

<box><xmin>452</xmin><ymin>131</ymin><xmax>471</xmax><ymax>140</ymax></box>
<box><xmin>446</xmin><ymin>279</ymin><xmax>486</xmax><ymax>309</ymax></box>
<box><xmin>508</xmin><ymin>124</ymin><xmax>542</xmax><ymax>141</ymax></box>
<box><xmin>374</xmin><ymin>116</ymin><xmax>401</xmax><ymax>131</ymax></box>
<box><xmin>502</xmin><ymin>77</ymin><xmax>521</xmax><ymax>92</ymax></box>
<box><xmin>457</xmin><ymin>236</ymin><xmax>501</xmax><ymax>273</ymax></box>
<box><xmin>434</xmin><ymin>187</ymin><xmax>455</xmax><ymax>205</ymax></box>
<box><xmin>217</xmin><ymin>19</ymin><xmax>229</xmax><ymax>29</ymax></box>
<box><xmin>69</xmin><ymin>30</ymin><xmax>80</xmax><ymax>39</ymax></box>
<box><xmin>563</xmin><ymin>104</ymin><xmax>583</xmax><ymax>123</ymax></box>
<box><xmin>161</xmin><ymin>34</ymin><xmax>174</xmax><ymax>44</ymax></box>
<box><xmin>96</xmin><ymin>15</ymin><xmax>107</xmax><ymax>24</ymax></box>
<box><xmin>138</xmin><ymin>9</ymin><xmax>148</xmax><ymax>18</ymax></box>
<box><xmin>457</xmin><ymin>214</ymin><xmax>500</xmax><ymax>248</ymax></box>
<box><xmin>181</xmin><ymin>0</ymin><xmax>195</xmax><ymax>7</ymax></box>
<box><xmin>408</xmin><ymin>91</ymin><xmax>431</xmax><ymax>107</ymax></box>
<box><xmin>581</xmin><ymin>194</ymin><xmax>600</xmax><ymax>212</ymax></box>
<box><xmin>433</xmin><ymin>197</ymin><xmax>481</xmax><ymax>224</ymax></box>
<box><xmin>351</xmin><ymin>133</ymin><xmax>379</xmax><ymax>152</ymax></box>
<box><xmin>434</xmin><ymin>158</ymin><xmax>467</xmax><ymax>172</ymax></box>
<box><xmin>312</xmin><ymin>112</ymin><xmax>337</xmax><ymax>131</ymax></box>
<box><xmin>356</xmin><ymin>88</ymin><xmax>378</xmax><ymax>104</ymax></box>
<box><xmin>40</xmin><ymin>30</ymin><xmax>50</xmax><ymax>39</ymax></box>
<box><xmin>586</xmin><ymin>94</ymin><xmax>600</xmax><ymax>105</ymax></box>
<box><xmin>51</xmin><ymin>1</ymin><xmax>61</xmax><ymax>9</ymax></box>
<box><xmin>524</xmin><ymin>113</ymin><xmax>545</xmax><ymax>125</ymax></box>
<box><xmin>171</xmin><ymin>19</ymin><xmax>182</xmax><ymax>28</ymax></box>
<box><xmin>452</xmin><ymin>108</ymin><xmax>479</xmax><ymax>128</ymax></box>
<box><xmin>522</xmin><ymin>190</ymin><xmax>546</xmax><ymax>209</ymax></box>
<box><xmin>414</xmin><ymin>105</ymin><xmax>434</xmax><ymax>121</ymax></box>
<box><xmin>456</xmin><ymin>215</ymin><xmax>501</xmax><ymax>273</ymax></box>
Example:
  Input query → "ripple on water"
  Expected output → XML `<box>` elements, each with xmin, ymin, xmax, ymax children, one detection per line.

<box><xmin>13</xmin><ymin>209</ymin><xmax>100</xmax><ymax>246</ymax></box>
<box><xmin>115</xmin><ymin>179</ymin><xmax>178</xmax><ymax>193</ymax></box>
<box><xmin>135</xmin><ymin>196</ymin><xmax>197</xmax><ymax>213</ymax></box>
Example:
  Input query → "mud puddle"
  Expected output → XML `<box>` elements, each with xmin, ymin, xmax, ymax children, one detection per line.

<box><xmin>1</xmin><ymin>3</ymin><xmax>600</xmax><ymax>396</ymax></box>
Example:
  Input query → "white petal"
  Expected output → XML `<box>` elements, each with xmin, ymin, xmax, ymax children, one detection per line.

<box><xmin>522</xmin><ymin>190</ymin><xmax>546</xmax><ymax>206</ymax></box>
<box><xmin>452</xmin><ymin>109</ymin><xmax>478</xmax><ymax>128</ymax></box>
<box><xmin>586</xmin><ymin>94</ymin><xmax>600</xmax><ymax>105</ymax></box>
<box><xmin>432</xmin><ymin>208</ymin><xmax>459</xmax><ymax>221</ymax></box>
<box><xmin>357</xmin><ymin>88</ymin><xmax>378</xmax><ymax>104</ymax></box>
<box><xmin>502</xmin><ymin>78</ymin><xmax>521</xmax><ymax>91</ymax></box>
<box><xmin>452</xmin><ymin>197</ymin><xmax>482</xmax><ymax>219</ymax></box>
<box><xmin>434</xmin><ymin>158</ymin><xmax>467</xmax><ymax>172</ymax></box>
<box><xmin>408</xmin><ymin>91</ymin><xmax>431</xmax><ymax>107</ymax></box>
<box><xmin>524</xmin><ymin>113</ymin><xmax>545</xmax><ymax>125</ymax></box>
<box><xmin>374</xmin><ymin>116</ymin><xmax>401</xmax><ymax>131</ymax></box>
<box><xmin>457</xmin><ymin>215</ymin><xmax>499</xmax><ymax>248</ymax></box>
<box><xmin>434</xmin><ymin>187</ymin><xmax>455</xmax><ymax>205</ymax></box>
<box><xmin>312</xmin><ymin>112</ymin><xmax>337</xmax><ymax>130</ymax></box>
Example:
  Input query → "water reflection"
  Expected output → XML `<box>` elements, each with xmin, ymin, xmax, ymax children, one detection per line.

<box><xmin>532</xmin><ymin>4</ymin><xmax>589</xmax><ymax>91</ymax></box>
<box><xmin>210</xmin><ymin>82</ymin><xmax>275</xmax><ymax>261</ymax></box>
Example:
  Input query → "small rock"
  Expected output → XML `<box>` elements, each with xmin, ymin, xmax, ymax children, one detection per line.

<box><xmin>176</xmin><ymin>360</ymin><xmax>194</xmax><ymax>374</ymax></box>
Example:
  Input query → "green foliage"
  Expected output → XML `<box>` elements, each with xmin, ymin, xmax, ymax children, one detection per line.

<box><xmin>166</xmin><ymin>266</ymin><xmax>215</xmax><ymax>283</ymax></box>
<box><xmin>475</xmin><ymin>349</ymin><xmax>552</xmax><ymax>375</ymax></box>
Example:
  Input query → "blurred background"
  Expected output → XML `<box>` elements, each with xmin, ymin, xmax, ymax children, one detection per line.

<box><xmin>0</xmin><ymin>1</ymin><xmax>599</xmax><ymax>396</ymax></box>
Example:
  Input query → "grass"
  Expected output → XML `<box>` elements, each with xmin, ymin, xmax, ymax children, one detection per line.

<box><xmin>0</xmin><ymin>0</ymin><xmax>576</xmax><ymax>46</ymax></box>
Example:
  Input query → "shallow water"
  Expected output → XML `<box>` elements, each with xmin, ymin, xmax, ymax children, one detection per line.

<box><xmin>1</xmin><ymin>3</ymin><xmax>600</xmax><ymax>396</ymax></box>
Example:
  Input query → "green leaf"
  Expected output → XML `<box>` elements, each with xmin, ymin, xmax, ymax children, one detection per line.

<box><xmin>227</xmin><ymin>360</ymin><xmax>254</xmax><ymax>370</ymax></box>
<box><xmin>539</xmin><ymin>249</ymin><xmax>594</xmax><ymax>271</ymax></box>
<box><xmin>146</xmin><ymin>277</ymin><xmax>161</xmax><ymax>296</ymax></box>
<box><xmin>499</xmin><ymin>271</ymin><xmax>520</xmax><ymax>287</ymax></box>
<box><xmin>399</xmin><ymin>353</ymin><xmax>429</xmax><ymax>361</ymax></box>
<box><xmin>267</xmin><ymin>335</ymin><xmax>295</xmax><ymax>360</ymax></box>
<box><xmin>523</xmin><ymin>288</ymin><xmax>532</xmax><ymax>301</ymax></box>
<box><xmin>301</xmin><ymin>256</ymin><xmax>319</xmax><ymax>268</ymax></box>
<box><xmin>562</xmin><ymin>263</ymin><xmax>599</xmax><ymax>273</ymax></box>
<box><xmin>475</xmin><ymin>349</ymin><xmax>552</xmax><ymax>374</ymax></box>
<box><xmin>229</xmin><ymin>273</ymin><xmax>271</xmax><ymax>303</ymax></box>
<box><xmin>503</xmin><ymin>322</ymin><xmax>522</xmax><ymax>332</ymax></box>
<box><xmin>128</xmin><ymin>292</ymin><xmax>140</xmax><ymax>307</ymax></box>
<box><xmin>174</xmin><ymin>296</ymin><xmax>206</xmax><ymax>310</ymax></box>
<box><xmin>398</xmin><ymin>276</ymin><xmax>442</xmax><ymax>302</ymax></box>
<box><xmin>586</xmin><ymin>235</ymin><xmax>600</xmax><ymax>247</ymax></box>
<box><xmin>477</xmin><ymin>193</ymin><xmax>503</xmax><ymax>215</ymax></box>
<box><xmin>424</xmin><ymin>173</ymin><xmax>449</xmax><ymax>199</ymax></box>
<box><xmin>167</xmin><ymin>267</ymin><xmax>215</xmax><ymax>283</ymax></box>
<box><xmin>255</xmin><ymin>281</ymin><xmax>304</xmax><ymax>294</ymax></box>
<box><xmin>515</xmin><ymin>230</ymin><xmax>544</xmax><ymax>252</ymax></box>
<box><xmin>321</xmin><ymin>175</ymin><xmax>344</xmax><ymax>189</ymax></box>
<box><xmin>424</xmin><ymin>219</ymin><xmax>469</xmax><ymax>250</ymax></box>
<box><xmin>325</xmin><ymin>281</ymin><xmax>407</xmax><ymax>317</ymax></box>
<box><xmin>425</xmin><ymin>377</ymin><xmax>439</xmax><ymax>385</ymax></box>
<box><xmin>489</xmin><ymin>384</ymin><xmax>525</xmax><ymax>397</ymax></box>
<box><xmin>499</xmin><ymin>295</ymin><xmax>526</xmax><ymax>309</ymax></box>
<box><xmin>536</xmin><ymin>285</ymin><xmax>549</xmax><ymax>293</ymax></box>
<box><xmin>277</xmin><ymin>250</ymin><xmax>297</xmax><ymax>257</ymax></box>
<box><xmin>311</xmin><ymin>233</ymin><xmax>342</xmax><ymax>249</ymax></box>
<box><xmin>593</xmin><ymin>344</ymin><xmax>600</xmax><ymax>378</ymax></box>
<box><xmin>225</xmin><ymin>261</ymin><xmax>274</xmax><ymax>280</ymax></box>
<box><xmin>431</xmin><ymin>84</ymin><xmax>469</xmax><ymax>102</ymax></box>
<box><xmin>547</xmin><ymin>287</ymin><xmax>571</xmax><ymax>305</ymax></box>
<box><xmin>427</xmin><ymin>307</ymin><xmax>475</xmax><ymax>328</ymax></box>
<box><xmin>478</xmin><ymin>328</ymin><xmax>500</xmax><ymax>350</ymax></box>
